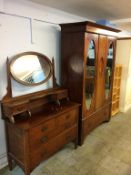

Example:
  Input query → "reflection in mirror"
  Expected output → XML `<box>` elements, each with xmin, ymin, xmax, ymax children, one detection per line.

<box><xmin>105</xmin><ymin>43</ymin><xmax>113</xmax><ymax>99</ymax></box>
<box><xmin>85</xmin><ymin>40</ymin><xmax>95</xmax><ymax>110</ymax></box>
<box><xmin>10</xmin><ymin>53</ymin><xmax>52</xmax><ymax>86</ymax></box>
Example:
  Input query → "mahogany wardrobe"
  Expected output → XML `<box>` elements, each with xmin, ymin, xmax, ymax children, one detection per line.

<box><xmin>60</xmin><ymin>21</ymin><xmax>120</xmax><ymax>144</ymax></box>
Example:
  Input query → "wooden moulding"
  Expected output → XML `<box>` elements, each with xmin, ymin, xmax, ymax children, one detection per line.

<box><xmin>1</xmin><ymin>88</ymin><xmax>69</xmax><ymax>123</ymax></box>
<box><xmin>60</xmin><ymin>21</ymin><xmax>121</xmax><ymax>36</ymax></box>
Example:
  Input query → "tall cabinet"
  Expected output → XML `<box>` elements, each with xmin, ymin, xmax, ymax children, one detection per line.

<box><xmin>60</xmin><ymin>21</ymin><xmax>120</xmax><ymax>144</ymax></box>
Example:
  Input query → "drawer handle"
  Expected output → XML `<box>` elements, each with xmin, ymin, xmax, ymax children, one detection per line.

<box><xmin>65</xmin><ymin>122</ymin><xmax>71</xmax><ymax>129</ymax></box>
<box><xmin>40</xmin><ymin>136</ymin><xmax>48</xmax><ymax>143</ymax></box>
<box><xmin>41</xmin><ymin>127</ymin><xmax>48</xmax><ymax>132</ymax></box>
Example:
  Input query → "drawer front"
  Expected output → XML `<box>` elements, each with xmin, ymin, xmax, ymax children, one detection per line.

<box><xmin>64</xmin><ymin>125</ymin><xmax>77</xmax><ymax>143</ymax></box>
<box><xmin>49</xmin><ymin>125</ymin><xmax>77</xmax><ymax>152</ymax></box>
<box><xmin>57</xmin><ymin>109</ymin><xmax>78</xmax><ymax>132</ymax></box>
<box><xmin>30</xmin><ymin>108</ymin><xmax>78</xmax><ymax>150</ymax></box>
<box><xmin>13</xmin><ymin>103</ymin><xmax>29</xmax><ymax>115</ymax></box>
<box><xmin>83</xmin><ymin>111</ymin><xmax>103</xmax><ymax>136</ymax></box>
<box><xmin>30</xmin><ymin>125</ymin><xmax>77</xmax><ymax>170</ymax></box>
<box><xmin>30</xmin><ymin>119</ymin><xmax>56</xmax><ymax>149</ymax></box>
<box><xmin>83</xmin><ymin>116</ymin><xmax>95</xmax><ymax>135</ymax></box>
<box><xmin>83</xmin><ymin>105</ymin><xmax>110</xmax><ymax>136</ymax></box>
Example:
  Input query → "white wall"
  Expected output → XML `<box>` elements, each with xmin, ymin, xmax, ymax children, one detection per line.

<box><xmin>0</xmin><ymin>0</ymin><xmax>87</xmax><ymax>169</ymax></box>
<box><xmin>116</xmin><ymin>40</ymin><xmax>131</xmax><ymax>112</ymax></box>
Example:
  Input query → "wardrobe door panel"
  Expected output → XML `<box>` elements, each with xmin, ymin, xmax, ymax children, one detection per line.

<box><xmin>84</xmin><ymin>34</ymin><xmax>98</xmax><ymax>114</ymax></box>
<box><xmin>96</xmin><ymin>35</ymin><xmax>108</xmax><ymax>109</ymax></box>
<box><xmin>104</xmin><ymin>38</ymin><xmax>116</xmax><ymax>102</ymax></box>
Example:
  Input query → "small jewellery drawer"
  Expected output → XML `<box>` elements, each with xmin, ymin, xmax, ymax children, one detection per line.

<box><xmin>13</xmin><ymin>103</ymin><xmax>29</xmax><ymax>114</ymax></box>
<box><xmin>3</xmin><ymin>101</ymin><xmax>29</xmax><ymax>116</ymax></box>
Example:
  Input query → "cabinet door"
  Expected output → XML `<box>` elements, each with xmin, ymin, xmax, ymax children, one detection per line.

<box><xmin>95</xmin><ymin>35</ymin><xmax>108</xmax><ymax>109</ymax></box>
<box><xmin>84</xmin><ymin>33</ymin><xmax>98</xmax><ymax>114</ymax></box>
<box><xmin>104</xmin><ymin>37</ymin><xmax>116</xmax><ymax>102</ymax></box>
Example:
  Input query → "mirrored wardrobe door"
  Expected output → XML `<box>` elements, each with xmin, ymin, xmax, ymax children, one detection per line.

<box><xmin>105</xmin><ymin>42</ymin><xmax>114</xmax><ymax>99</ymax></box>
<box><xmin>85</xmin><ymin>39</ymin><xmax>96</xmax><ymax>110</ymax></box>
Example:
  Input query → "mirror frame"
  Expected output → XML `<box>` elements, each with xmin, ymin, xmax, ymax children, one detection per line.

<box><xmin>9</xmin><ymin>51</ymin><xmax>53</xmax><ymax>86</ymax></box>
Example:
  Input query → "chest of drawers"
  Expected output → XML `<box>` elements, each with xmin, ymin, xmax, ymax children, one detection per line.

<box><xmin>5</xmin><ymin>102</ymin><xmax>80</xmax><ymax>175</ymax></box>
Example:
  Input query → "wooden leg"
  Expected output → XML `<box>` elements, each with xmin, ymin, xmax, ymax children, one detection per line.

<box><xmin>78</xmin><ymin>134</ymin><xmax>84</xmax><ymax>146</ymax></box>
<box><xmin>25</xmin><ymin>167</ymin><xmax>30</xmax><ymax>175</ymax></box>
<box><xmin>74</xmin><ymin>139</ymin><xmax>78</xmax><ymax>149</ymax></box>
<box><xmin>8</xmin><ymin>156</ymin><xmax>13</xmax><ymax>170</ymax></box>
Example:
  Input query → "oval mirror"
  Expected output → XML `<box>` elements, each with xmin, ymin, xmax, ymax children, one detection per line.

<box><xmin>105</xmin><ymin>43</ymin><xmax>113</xmax><ymax>99</ymax></box>
<box><xmin>10</xmin><ymin>52</ymin><xmax>52</xmax><ymax>86</ymax></box>
<box><xmin>85</xmin><ymin>40</ymin><xmax>96</xmax><ymax>110</ymax></box>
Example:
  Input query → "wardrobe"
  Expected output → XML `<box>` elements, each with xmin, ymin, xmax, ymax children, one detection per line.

<box><xmin>60</xmin><ymin>21</ymin><xmax>120</xmax><ymax>144</ymax></box>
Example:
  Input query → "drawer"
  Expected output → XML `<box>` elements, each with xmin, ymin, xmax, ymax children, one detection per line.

<box><xmin>12</xmin><ymin>104</ymin><xmax>29</xmax><ymax>115</ymax></box>
<box><xmin>57</xmin><ymin>108</ymin><xmax>78</xmax><ymax>124</ymax></box>
<box><xmin>54</xmin><ymin>125</ymin><xmax>77</xmax><ymax>150</ymax></box>
<box><xmin>83</xmin><ymin>106</ymin><xmax>111</xmax><ymax>136</ymax></box>
<box><xmin>83</xmin><ymin>117</ymin><xmax>95</xmax><ymax>135</ymax></box>
<box><xmin>64</xmin><ymin>125</ymin><xmax>77</xmax><ymax>143</ymax></box>
<box><xmin>30</xmin><ymin>108</ymin><xmax>78</xmax><ymax>149</ymax></box>
<box><xmin>30</xmin><ymin>125</ymin><xmax>77</xmax><ymax>170</ymax></box>
<box><xmin>83</xmin><ymin>111</ymin><xmax>103</xmax><ymax>135</ymax></box>
<box><xmin>30</xmin><ymin>119</ymin><xmax>56</xmax><ymax>137</ymax></box>
<box><xmin>57</xmin><ymin>109</ymin><xmax>78</xmax><ymax>131</ymax></box>
<box><xmin>30</xmin><ymin>119</ymin><xmax>56</xmax><ymax>149</ymax></box>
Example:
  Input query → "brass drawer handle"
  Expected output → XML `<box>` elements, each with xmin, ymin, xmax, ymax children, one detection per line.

<box><xmin>40</xmin><ymin>136</ymin><xmax>48</xmax><ymax>143</ymax></box>
<box><xmin>41</xmin><ymin>126</ymin><xmax>48</xmax><ymax>132</ymax></box>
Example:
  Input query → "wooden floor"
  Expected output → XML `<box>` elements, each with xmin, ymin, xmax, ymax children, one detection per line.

<box><xmin>1</xmin><ymin>111</ymin><xmax>131</xmax><ymax>175</ymax></box>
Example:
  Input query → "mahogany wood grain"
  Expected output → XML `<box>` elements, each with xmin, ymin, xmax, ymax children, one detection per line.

<box><xmin>1</xmin><ymin>51</ymin><xmax>80</xmax><ymax>175</ymax></box>
<box><xmin>60</xmin><ymin>21</ymin><xmax>119</xmax><ymax>145</ymax></box>
<box><xmin>4</xmin><ymin>102</ymin><xmax>80</xmax><ymax>175</ymax></box>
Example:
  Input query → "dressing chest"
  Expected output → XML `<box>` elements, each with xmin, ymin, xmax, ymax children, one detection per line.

<box><xmin>1</xmin><ymin>51</ymin><xmax>80</xmax><ymax>175</ymax></box>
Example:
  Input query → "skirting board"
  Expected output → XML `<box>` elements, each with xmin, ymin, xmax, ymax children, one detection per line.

<box><xmin>120</xmin><ymin>104</ymin><xmax>131</xmax><ymax>113</ymax></box>
<box><xmin>0</xmin><ymin>153</ymin><xmax>8</xmax><ymax>169</ymax></box>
